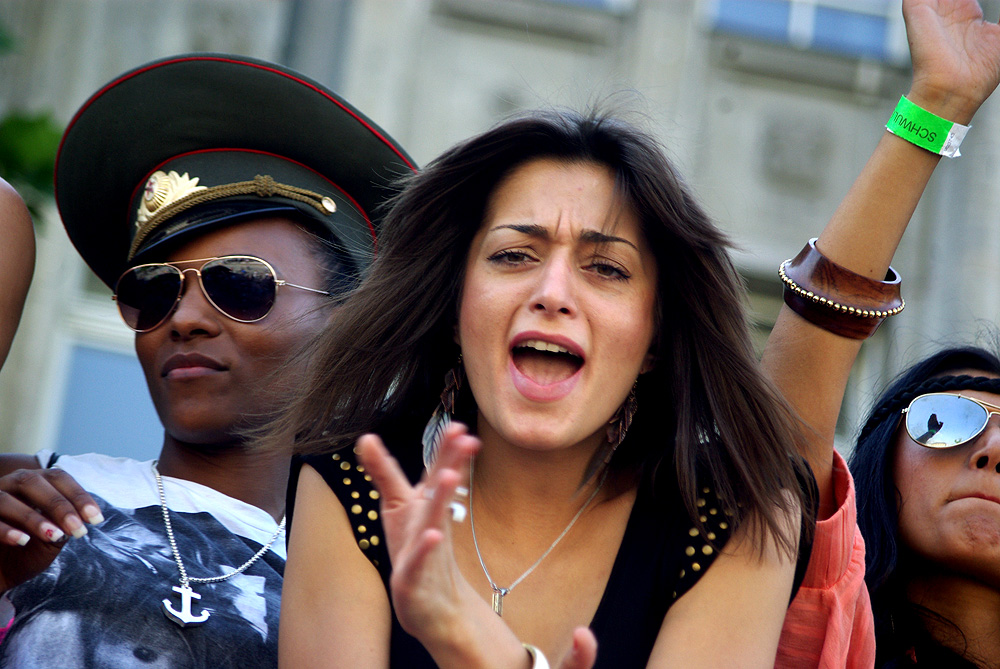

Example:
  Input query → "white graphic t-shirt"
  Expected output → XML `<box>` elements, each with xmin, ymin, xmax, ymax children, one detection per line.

<box><xmin>0</xmin><ymin>452</ymin><xmax>285</xmax><ymax>669</ymax></box>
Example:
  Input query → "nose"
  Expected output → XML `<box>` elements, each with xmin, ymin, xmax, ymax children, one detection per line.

<box><xmin>167</xmin><ymin>268</ymin><xmax>223</xmax><ymax>340</ymax></box>
<box><xmin>969</xmin><ymin>414</ymin><xmax>1000</xmax><ymax>474</ymax></box>
<box><xmin>529</xmin><ymin>254</ymin><xmax>577</xmax><ymax>317</ymax></box>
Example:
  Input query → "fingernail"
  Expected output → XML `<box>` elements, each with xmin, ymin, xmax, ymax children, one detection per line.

<box><xmin>82</xmin><ymin>505</ymin><xmax>104</xmax><ymax>525</ymax></box>
<box><xmin>7</xmin><ymin>529</ymin><xmax>29</xmax><ymax>546</ymax></box>
<box><xmin>65</xmin><ymin>515</ymin><xmax>88</xmax><ymax>539</ymax></box>
<box><xmin>449</xmin><ymin>501</ymin><xmax>467</xmax><ymax>523</ymax></box>
<box><xmin>40</xmin><ymin>523</ymin><xmax>65</xmax><ymax>543</ymax></box>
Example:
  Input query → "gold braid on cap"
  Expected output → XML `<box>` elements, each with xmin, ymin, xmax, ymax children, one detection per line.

<box><xmin>129</xmin><ymin>172</ymin><xmax>338</xmax><ymax>260</ymax></box>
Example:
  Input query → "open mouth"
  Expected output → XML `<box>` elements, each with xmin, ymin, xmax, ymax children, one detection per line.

<box><xmin>511</xmin><ymin>339</ymin><xmax>584</xmax><ymax>385</ymax></box>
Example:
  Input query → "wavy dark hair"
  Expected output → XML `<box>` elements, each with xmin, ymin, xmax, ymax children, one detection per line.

<box><xmin>851</xmin><ymin>345</ymin><xmax>1000</xmax><ymax>667</ymax></box>
<box><xmin>271</xmin><ymin>109</ymin><xmax>811</xmax><ymax>555</ymax></box>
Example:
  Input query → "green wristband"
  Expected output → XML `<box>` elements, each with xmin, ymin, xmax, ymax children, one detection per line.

<box><xmin>885</xmin><ymin>95</ymin><xmax>969</xmax><ymax>158</ymax></box>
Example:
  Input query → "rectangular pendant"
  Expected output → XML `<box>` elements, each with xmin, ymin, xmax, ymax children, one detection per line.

<box><xmin>491</xmin><ymin>590</ymin><xmax>503</xmax><ymax>616</ymax></box>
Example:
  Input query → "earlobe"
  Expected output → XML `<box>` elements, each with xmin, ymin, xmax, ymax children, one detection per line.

<box><xmin>640</xmin><ymin>352</ymin><xmax>655</xmax><ymax>374</ymax></box>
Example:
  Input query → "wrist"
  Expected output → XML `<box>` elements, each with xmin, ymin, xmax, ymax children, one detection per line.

<box><xmin>905</xmin><ymin>84</ymin><xmax>980</xmax><ymax>126</ymax></box>
<box><xmin>886</xmin><ymin>95</ymin><xmax>970</xmax><ymax>158</ymax></box>
<box><xmin>415</xmin><ymin>586</ymin><xmax>528</xmax><ymax>668</ymax></box>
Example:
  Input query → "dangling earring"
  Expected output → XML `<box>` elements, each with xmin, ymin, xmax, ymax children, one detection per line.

<box><xmin>605</xmin><ymin>380</ymin><xmax>638</xmax><ymax>462</ymax></box>
<box><xmin>582</xmin><ymin>380</ymin><xmax>638</xmax><ymax>486</ymax></box>
<box><xmin>422</xmin><ymin>355</ymin><xmax>463</xmax><ymax>470</ymax></box>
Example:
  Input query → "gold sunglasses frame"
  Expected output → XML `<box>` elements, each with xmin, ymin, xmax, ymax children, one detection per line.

<box><xmin>112</xmin><ymin>255</ymin><xmax>330</xmax><ymax>333</ymax></box>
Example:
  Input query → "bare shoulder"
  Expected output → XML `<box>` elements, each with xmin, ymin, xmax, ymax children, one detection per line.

<box><xmin>280</xmin><ymin>463</ymin><xmax>391</xmax><ymax>668</ymax></box>
<box><xmin>648</xmin><ymin>502</ymin><xmax>800</xmax><ymax>668</ymax></box>
<box><xmin>0</xmin><ymin>178</ymin><xmax>32</xmax><ymax>238</ymax></box>
<box><xmin>0</xmin><ymin>177</ymin><xmax>35</xmax><ymax>369</ymax></box>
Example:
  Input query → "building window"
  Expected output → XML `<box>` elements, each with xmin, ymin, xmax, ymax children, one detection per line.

<box><xmin>705</xmin><ymin>0</ymin><xmax>907</xmax><ymax>65</ymax></box>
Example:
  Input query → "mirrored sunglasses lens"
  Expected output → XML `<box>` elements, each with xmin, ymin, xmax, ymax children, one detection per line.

<box><xmin>200</xmin><ymin>257</ymin><xmax>276</xmax><ymax>322</ymax></box>
<box><xmin>906</xmin><ymin>394</ymin><xmax>988</xmax><ymax>448</ymax></box>
<box><xmin>115</xmin><ymin>265</ymin><xmax>183</xmax><ymax>331</ymax></box>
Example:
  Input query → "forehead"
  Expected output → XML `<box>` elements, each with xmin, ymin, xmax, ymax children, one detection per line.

<box><xmin>153</xmin><ymin>217</ymin><xmax>316</xmax><ymax>264</ymax></box>
<box><xmin>484</xmin><ymin>158</ymin><xmax>638</xmax><ymax>235</ymax></box>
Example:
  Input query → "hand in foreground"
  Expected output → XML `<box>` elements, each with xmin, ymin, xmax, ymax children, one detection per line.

<box><xmin>904</xmin><ymin>0</ymin><xmax>1000</xmax><ymax>121</ymax></box>
<box><xmin>558</xmin><ymin>629</ymin><xmax>598</xmax><ymax>669</ymax></box>
<box><xmin>0</xmin><ymin>468</ymin><xmax>104</xmax><ymax>592</ymax></box>
<box><xmin>357</xmin><ymin>423</ymin><xmax>480</xmax><ymax>643</ymax></box>
<box><xmin>358</xmin><ymin>425</ymin><xmax>597</xmax><ymax>668</ymax></box>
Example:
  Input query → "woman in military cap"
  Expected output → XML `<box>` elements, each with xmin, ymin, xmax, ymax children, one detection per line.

<box><xmin>0</xmin><ymin>54</ymin><xmax>412</xmax><ymax>667</ymax></box>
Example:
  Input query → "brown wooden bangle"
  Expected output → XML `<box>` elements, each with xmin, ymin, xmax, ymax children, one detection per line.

<box><xmin>779</xmin><ymin>238</ymin><xmax>904</xmax><ymax>340</ymax></box>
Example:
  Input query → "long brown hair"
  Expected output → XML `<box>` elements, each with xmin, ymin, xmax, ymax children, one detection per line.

<box><xmin>271</xmin><ymin>109</ymin><xmax>812</xmax><ymax>555</ymax></box>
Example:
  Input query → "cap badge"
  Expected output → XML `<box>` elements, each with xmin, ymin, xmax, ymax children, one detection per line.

<box><xmin>137</xmin><ymin>171</ymin><xmax>207</xmax><ymax>228</ymax></box>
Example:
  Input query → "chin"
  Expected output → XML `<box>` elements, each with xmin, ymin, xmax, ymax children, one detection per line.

<box><xmin>165</xmin><ymin>426</ymin><xmax>245</xmax><ymax>450</ymax></box>
<box><xmin>502</xmin><ymin>422</ymin><xmax>601</xmax><ymax>453</ymax></box>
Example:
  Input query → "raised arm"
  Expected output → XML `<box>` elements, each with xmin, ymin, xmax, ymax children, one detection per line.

<box><xmin>761</xmin><ymin>0</ymin><xmax>1000</xmax><ymax>515</ymax></box>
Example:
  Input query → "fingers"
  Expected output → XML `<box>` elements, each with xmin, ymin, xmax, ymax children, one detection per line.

<box><xmin>357</xmin><ymin>424</ymin><xmax>479</xmax><ymax>509</ymax></box>
<box><xmin>421</xmin><ymin>468</ymin><xmax>464</xmax><ymax>532</ymax></box>
<box><xmin>357</xmin><ymin>434</ymin><xmax>414</xmax><ymax>507</ymax></box>
<box><xmin>0</xmin><ymin>469</ymin><xmax>104</xmax><ymax>547</ymax></box>
<box><xmin>433</xmin><ymin>423</ymin><xmax>480</xmax><ymax>476</ymax></box>
<box><xmin>423</xmin><ymin>425</ymin><xmax>478</xmax><ymax>524</ymax></box>
<box><xmin>557</xmin><ymin>628</ymin><xmax>598</xmax><ymax>669</ymax></box>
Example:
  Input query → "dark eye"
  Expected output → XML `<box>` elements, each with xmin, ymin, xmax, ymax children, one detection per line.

<box><xmin>487</xmin><ymin>250</ymin><xmax>534</xmax><ymax>265</ymax></box>
<box><xmin>589</xmin><ymin>261</ymin><xmax>630</xmax><ymax>281</ymax></box>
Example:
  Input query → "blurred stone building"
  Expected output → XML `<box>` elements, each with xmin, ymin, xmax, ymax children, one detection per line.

<box><xmin>0</xmin><ymin>0</ymin><xmax>997</xmax><ymax>460</ymax></box>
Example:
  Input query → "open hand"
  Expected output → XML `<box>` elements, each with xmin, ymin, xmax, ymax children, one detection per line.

<box><xmin>358</xmin><ymin>426</ymin><xmax>599</xmax><ymax>668</ymax></box>
<box><xmin>357</xmin><ymin>423</ymin><xmax>480</xmax><ymax>641</ymax></box>
<box><xmin>904</xmin><ymin>0</ymin><xmax>1000</xmax><ymax>121</ymax></box>
<box><xmin>0</xmin><ymin>467</ymin><xmax>103</xmax><ymax>592</ymax></box>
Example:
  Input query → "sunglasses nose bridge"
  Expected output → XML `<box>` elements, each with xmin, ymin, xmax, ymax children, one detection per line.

<box><xmin>169</xmin><ymin>265</ymin><xmax>225</xmax><ymax>326</ymax></box>
<box><xmin>176</xmin><ymin>265</ymin><xmax>213</xmax><ymax>301</ymax></box>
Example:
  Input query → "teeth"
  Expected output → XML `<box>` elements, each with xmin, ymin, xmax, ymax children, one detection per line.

<box><xmin>519</xmin><ymin>339</ymin><xmax>574</xmax><ymax>356</ymax></box>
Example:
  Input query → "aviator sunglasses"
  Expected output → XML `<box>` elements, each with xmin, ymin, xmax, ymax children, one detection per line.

<box><xmin>902</xmin><ymin>392</ymin><xmax>1000</xmax><ymax>448</ymax></box>
<box><xmin>113</xmin><ymin>255</ymin><xmax>330</xmax><ymax>333</ymax></box>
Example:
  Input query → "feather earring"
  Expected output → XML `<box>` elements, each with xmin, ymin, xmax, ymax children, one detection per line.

<box><xmin>605</xmin><ymin>380</ymin><xmax>638</xmax><ymax>459</ymax></box>
<box><xmin>422</xmin><ymin>356</ymin><xmax>463</xmax><ymax>471</ymax></box>
<box><xmin>582</xmin><ymin>380</ymin><xmax>638</xmax><ymax>486</ymax></box>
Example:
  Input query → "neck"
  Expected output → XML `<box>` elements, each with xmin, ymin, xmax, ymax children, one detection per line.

<box><xmin>471</xmin><ymin>418</ymin><xmax>611</xmax><ymax>522</ymax></box>
<box><xmin>906</xmin><ymin>572</ymin><xmax>1000</xmax><ymax>666</ymax></box>
<box><xmin>156</xmin><ymin>434</ymin><xmax>288</xmax><ymax>522</ymax></box>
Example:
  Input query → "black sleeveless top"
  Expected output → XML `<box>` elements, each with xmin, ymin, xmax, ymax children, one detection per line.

<box><xmin>288</xmin><ymin>444</ymin><xmax>814</xmax><ymax>668</ymax></box>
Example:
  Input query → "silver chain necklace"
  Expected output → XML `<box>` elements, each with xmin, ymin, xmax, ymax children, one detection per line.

<box><xmin>152</xmin><ymin>461</ymin><xmax>286</xmax><ymax>627</ymax></box>
<box><xmin>469</xmin><ymin>457</ymin><xmax>604</xmax><ymax>616</ymax></box>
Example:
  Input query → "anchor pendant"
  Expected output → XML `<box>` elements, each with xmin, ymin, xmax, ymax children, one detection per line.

<box><xmin>162</xmin><ymin>585</ymin><xmax>210</xmax><ymax>627</ymax></box>
<box><xmin>490</xmin><ymin>586</ymin><xmax>510</xmax><ymax>617</ymax></box>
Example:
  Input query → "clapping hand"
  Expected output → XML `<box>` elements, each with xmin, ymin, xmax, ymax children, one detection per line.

<box><xmin>357</xmin><ymin>423</ymin><xmax>480</xmax><ymax>643</ymax></box>
<box><xmin>357</xmin><ymin>424</ymin><xmax>597</xmax><ymax>669</ymax></box>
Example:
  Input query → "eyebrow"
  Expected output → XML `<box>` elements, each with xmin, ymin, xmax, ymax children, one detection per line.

<box><xmin>488</xmin><ymin>223</ymin><xmax>639</xmax><ymax>251</ymax></box>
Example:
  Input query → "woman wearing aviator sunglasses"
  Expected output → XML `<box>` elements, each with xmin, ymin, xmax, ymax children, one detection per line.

<box><xmin>849</xmin><ymin>350</ymin><xmax>1000</xmax><ymax>667</ymax></box>
<box><xmin>761</xmin><ymin>0</ymin><xmax>1000</xmax><ymax>666</ymax></box>
<box><xmin>0</xmin><ymin>55</ymin><xmax>413</xmax><ymax>667</ymax></box>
